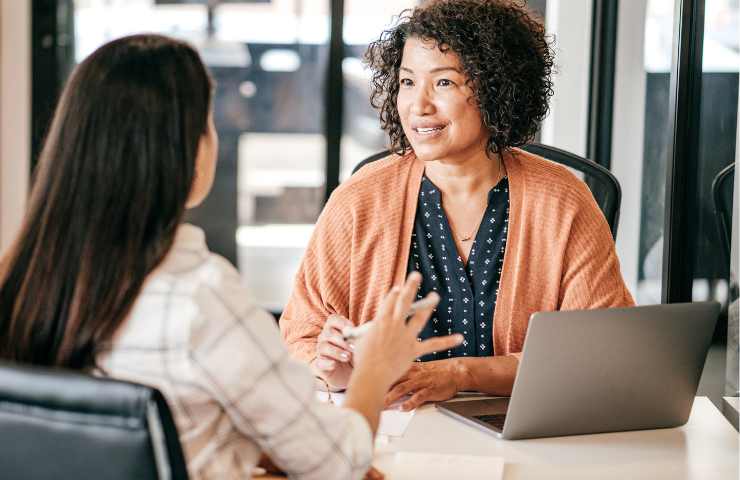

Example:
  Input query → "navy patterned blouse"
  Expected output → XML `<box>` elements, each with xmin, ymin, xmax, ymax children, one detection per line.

<box><xmin>407</xmin><ymin>174</ymin><xmax>510</xmax><ymax>361</ymax></box>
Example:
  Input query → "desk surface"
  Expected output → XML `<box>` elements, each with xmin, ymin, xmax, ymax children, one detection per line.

<box><xmin>372</xmin><ymin>396</ymin><xmax>738</xmax><ymax>480</ymax></box>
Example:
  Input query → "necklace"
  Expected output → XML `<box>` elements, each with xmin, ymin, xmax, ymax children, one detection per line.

<box><xmin>453</xmin><ymin>158</ymin><xmax>506</xmax><ymax>243</ymax></box>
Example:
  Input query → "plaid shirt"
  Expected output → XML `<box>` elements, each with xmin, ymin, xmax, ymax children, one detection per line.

<box><xmin>96</xmin><ymin>224</ymin><xmax>372</xmax><ymax>479</ymax></box>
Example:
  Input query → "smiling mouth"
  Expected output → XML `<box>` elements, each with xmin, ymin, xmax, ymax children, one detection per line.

<box><xmin>414</xmin><ymin>125</ymin><xmax>447</xmax><ymax>135</ymax></box>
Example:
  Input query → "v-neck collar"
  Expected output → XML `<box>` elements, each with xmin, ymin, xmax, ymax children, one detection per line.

<box><xmin>394</xmin><ymin>149</ymin><xmax>522</xmax><ymax>280</ymax></box>
<box><xmin>419</xmin><ymin>173</ymin><xmax>509</xmax><ymax>267</ymax></box>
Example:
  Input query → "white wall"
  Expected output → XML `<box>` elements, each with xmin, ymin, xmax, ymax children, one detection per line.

<box><xmin>0</xmin><ymin>0</ymin><xmax>31</xmax><ymax>253</ymax></box>
<box><xmin>540</xmin><ymin>0</ymin><xmax>593</xmax><ymax>156</ymax></box>
<box><xmin>610</xmin><ymin>0</ymin><xmax>648</xmax><ymax>297</ymax></box>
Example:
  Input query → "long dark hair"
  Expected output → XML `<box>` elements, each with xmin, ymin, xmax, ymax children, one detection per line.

<box><xmin>0</xmin><ymin>34</ymin><xmax>213</xmax><ymax>369</ymax></box>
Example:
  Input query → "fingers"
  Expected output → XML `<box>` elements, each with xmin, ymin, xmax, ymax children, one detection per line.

<box><xmin>317</xmin><ymin>342</ymin><xmax>351</xmax><ymax>363</ymax></box>
<box><xmin>406</xmin><ymin>291</ymin><xmax>440</xmax><ymax>334</ymax></box>
<box><xmin>323</xmin><ymin>315</ymin><xmax>353</xmax><ymax>341</ymax></box>
<box><xmin>384</xmin><ymin>379</ymin><xmax>417</xmax><ymax>407</ymax></box>
<box><xmin>389</xmin><ymin>371</ymin><xmax>410</xmax><ymax>388</ymax></box>
<box><xmin>393</xmin><ymin>272</ymin><xmax>422</xmax><ymax>321</ymax></box>
<box><xmin>325</xmin><ymin>314</ymin><xmax>353</xmax><ymax>332</ymax></box>
<box><xmin>364</xmin><ymin>466</ymin><xmax>385</xmax><ymax>480</ymax></box>
<box><xmin>314</xmin><ymin>357</ymin><xmax>336</xmax><ymax>372</ymax></box>
<box><xmin>400</xmin><ymin>388</ymin><xmax>430</xmax><ymax>411</ymax></box>
<box><xmin>320</xmin><ymin>330</ymin><xmax>352</xmax><ymax>353</ymax></box>
<box><xmin>375</xmin><ymin>287</ymin><xmax>401</xmax><ymax>325</ymax></box>
<box><xmin>319</xmin><ymin>315</ymin><xmax>353</xmax><ymax>357</ymax></box>
<box><xmin>416</xmin><ymin>334</ymin><xmax>464</xmax><ymax>358</ymax></box>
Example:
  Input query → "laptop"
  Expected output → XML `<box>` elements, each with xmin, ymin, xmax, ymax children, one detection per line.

<box><xmin>437</xmin><ymin>302</ymin><xmax>720</xmax><ymax>440</ymax></box>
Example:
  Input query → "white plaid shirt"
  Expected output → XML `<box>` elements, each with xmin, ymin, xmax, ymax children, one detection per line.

<box><xmin>96</xmin><ymin>224</ymin><xmax>372</xmax><ymax>479</ymax></box>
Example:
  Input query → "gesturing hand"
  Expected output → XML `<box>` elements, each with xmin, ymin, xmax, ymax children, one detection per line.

<box><xmin>351</xmin><ymin>272</ymin><xmax>463</xmax><ymax>391</ymax></box>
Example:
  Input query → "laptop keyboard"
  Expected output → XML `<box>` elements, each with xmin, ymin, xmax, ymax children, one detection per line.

<box><xmin>473</xmin><ymin>414</ymin><xmax>507</xmax><ymax>431</ymax></box>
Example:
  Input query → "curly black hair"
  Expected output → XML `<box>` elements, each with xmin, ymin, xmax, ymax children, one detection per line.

<box><xmin>364</xmin><ymin>0</ymin><xmax>554</xmax><ymax>155</ymax></box>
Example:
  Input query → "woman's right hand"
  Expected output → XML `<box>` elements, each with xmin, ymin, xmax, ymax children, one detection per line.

<box><xmin>343</xmin><ymin>272</ymin><xmax>462</xmax><ymax>437</ymax></box>
<box><xmin>352</xmin><ymin>272</ymin><xmax>463</xmax><ymax>390</ymax></box>
<box><xmin>312</xmin><ymin>314</ymin><xmax>355</xmax><ymax>390</ymax></box>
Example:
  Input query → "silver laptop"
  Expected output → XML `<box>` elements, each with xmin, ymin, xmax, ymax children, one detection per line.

<box><xmin>437</xmin><ymin>302</ymin><xmax>720</xmax><ymax>440</ymax></box>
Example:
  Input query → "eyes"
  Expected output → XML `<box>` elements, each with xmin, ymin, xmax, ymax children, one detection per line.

<box><xmin>399</xmin><ymin>78</ymin><xmax>456</xmax><ymax>88</ymax></box>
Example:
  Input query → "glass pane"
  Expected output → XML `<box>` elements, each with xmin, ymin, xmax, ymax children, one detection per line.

<box><xmin>538</xmin><ymin>0</ymin><xmax>591</xmax><ymax>156</ymax></box>
<box><xmin>340</xmin><ymin>0</ymin><xmax>420</xmax><ymax>180</ymax></box>
<box><xmin>696</xmin><ymin>0</ymin><xmax>738</xmax><ymax>405</ymax></box>
<box><xmin>728</xmin><ymin>150</ymin><xmax>738</xmax><ymax>400</ymax></box>
<box><xmin>610</xmin><ymin>0</ymin><xmax>676</xmax><ymax>304</ymax></box>
<box><xmin>218</xmin><ymin>2</ymin><xmax>329</xmax><ymax>312</ymax></box>
<box><xmin>614</xmin><ymin>0</ymin><xmax>738</xmax><ymax>309</ymax></box>
<box><xmin>72</xmin><ymin>0</ymin><xmax>329</xmax><ymax>311</ymax></box>
<box><xmin>694</xmin><ymin>0</ymin><xmax>738</xmax><ymax>305</ymax></box>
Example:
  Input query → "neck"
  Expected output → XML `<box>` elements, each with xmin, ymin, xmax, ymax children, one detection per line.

<box><xmin>424</xmin><ymin>148</ymin><xmax>504</xmax><ymax>198</ymax></box>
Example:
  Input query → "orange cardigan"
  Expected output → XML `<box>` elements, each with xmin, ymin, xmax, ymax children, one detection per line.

<box><xmin>280</xmin><ymin>149</ymin><xmax>634</xmax><ymax>363</ymax></box>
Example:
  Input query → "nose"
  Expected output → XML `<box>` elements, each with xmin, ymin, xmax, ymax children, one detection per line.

<box><xmin>409</xmin><ymin>85</ymin><xmax>435</xmax><ymax>116</ymax></box>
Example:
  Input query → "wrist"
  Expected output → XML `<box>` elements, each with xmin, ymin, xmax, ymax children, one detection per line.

<box><xmin>451</xmin><ymin>357</ymin><xmax>473</xmax><ymax>392</ymax></box>
<box><xmin>351</xmin><ymin>360</ymin><xmax>394</xmax><ymax>394</ymax></box>
<box><xmin>310</xmin><ymin>357</ymin><xmax>345</xmax><ymax>391</ymax></box>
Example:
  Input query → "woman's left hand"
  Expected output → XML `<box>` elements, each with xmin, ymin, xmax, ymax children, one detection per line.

<box><xmin>383</xmin><ymin>360</ymin><xmax>463</xmax><ymax>411</ymax></box>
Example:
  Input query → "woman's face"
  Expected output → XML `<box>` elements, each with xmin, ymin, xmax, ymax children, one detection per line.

<box><xmin>186</xmin><ymin>112</ymin><xmax>219</xmax><ymax>209</ymax></box>
<box><xmin>397</xmin><ymin>37</ymin><xmax>489</xmax><ymax>162</ymax></box>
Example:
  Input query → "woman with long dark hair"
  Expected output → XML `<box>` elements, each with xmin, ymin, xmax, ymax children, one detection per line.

<box><xmin>0</xmin><ymin>34</ymin><xmax>460</xmax><ymax>479</ymax></box>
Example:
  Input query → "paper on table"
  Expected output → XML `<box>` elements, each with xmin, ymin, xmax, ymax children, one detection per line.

<box><xmin>373</xmin><ymin>452</ymin><xmax>504</xmax><ymax>480</ymax></box>
<box><xmin>315</xmin><ymin>391</ymin><xmax>415</xmax><ymax>437</ymax></box>
<box><xmin>375</xmin><ymin>408</ymin><xmax>415</xmax><ymax>437</ymax></box>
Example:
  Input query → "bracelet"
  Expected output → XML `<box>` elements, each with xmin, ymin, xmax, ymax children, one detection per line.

<box><xmin>310</xmin><ymin>355</ymin><xmax>335</xmax><ymax>405</ymax></box>
<box><xmin>316</xmin><ymin>375</ymin><xmax>335</xmax><ymax>405</ymax></box>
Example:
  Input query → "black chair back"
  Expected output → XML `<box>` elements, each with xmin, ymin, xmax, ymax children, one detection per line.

<box><xmin>0</xmin><ymin>362</ymin><xmax>188</xmax><ymax>480</ymax></box>
<box><xmin>352</xmin><ymin>144</ymin><xmax>622</xmax><ymax>239</ymax></box>
<box><xmin>712</xmin><ymin>163</ymin><xmax>735</xmax><ymax>264</ymax></box>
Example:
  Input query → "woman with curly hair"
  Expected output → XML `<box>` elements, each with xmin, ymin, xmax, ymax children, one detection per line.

<box><xmin>281</xmin><ymin>0</ymin><xmax>634</xmax><ymax>410</ymax></box>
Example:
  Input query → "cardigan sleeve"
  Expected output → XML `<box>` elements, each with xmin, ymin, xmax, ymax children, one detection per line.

<box><xmin>280</xmin><ymin>192</ymin><xmax>354</xmax><ymax>363</ymax></box>
<box><xmin>558</xmin><ymin>188</ymin><xmax>635</xmax><ymax>311</ymax></box>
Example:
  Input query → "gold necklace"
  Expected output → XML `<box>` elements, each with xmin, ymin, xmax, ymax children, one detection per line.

<box><xmin>453</xmin><ymin>158</ymin><xmax>506</xmax><ymax>243</ymax></box>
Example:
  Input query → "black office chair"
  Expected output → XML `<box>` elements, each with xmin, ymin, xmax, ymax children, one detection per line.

<box><xmin>352</xmin><ymin>143</ymin><xmax>622</xmax><ymax>239</ymax></box>
<box><xmin>0</xmin><ymin>362</ymin><xmax>188</xmax><ymax>480</ymax></box>
<box><xmin>712</xmin><ymin>163</ymin><xmax>735</xmax><ymax>265</ymax></box>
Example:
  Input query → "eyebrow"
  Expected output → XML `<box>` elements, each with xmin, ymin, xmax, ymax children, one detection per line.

<box><xmin>400</xmin><ymin>66</ymin><xmax>462</xmax><ymax>74</ymax></box>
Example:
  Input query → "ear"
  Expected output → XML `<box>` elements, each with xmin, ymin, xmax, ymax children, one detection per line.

<box><xmin>186</xmin><ymin>116</ymin><xmax>218</xmax><ymax>209</ymax></box>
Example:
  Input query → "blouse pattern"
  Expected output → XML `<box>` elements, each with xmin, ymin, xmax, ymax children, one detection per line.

<box><xmin>407</xmin><ymin>175</ymin><xmax>510</xmax><ymax>361</ymax></box>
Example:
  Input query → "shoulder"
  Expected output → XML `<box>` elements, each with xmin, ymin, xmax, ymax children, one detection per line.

<box><xmin>329</xmin><ymin>152</ymin><xmax>414</xmax><ymax>205</ymax></box>
<box><xmin>313</xmin><ymin>152</ymin><xmax>415</xmax><ymax>232</ymax></box>
<box><xmin>148</xmin><ymin>225</ymin><xmax>273</xmax><ymax>330</ymax></box>
<box><xmin>509</xmin><ymin>147</ymin><xmax>596</xmax><ymax>211</ymax></box>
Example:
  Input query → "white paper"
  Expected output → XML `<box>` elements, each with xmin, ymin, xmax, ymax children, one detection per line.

<box><xmin>375</xmin><ymin>408</ymin><xmax>415</xmax><ymax>437</ymax></box>
<box><xmin>374</xmin><ymin>452</ymin><xmax>505</xmax><ymax>480</ymax></box>
<box><xmin>315</xmin><ymin>391</ymin><xmax>415</xmax><ymax>437</ymax></box>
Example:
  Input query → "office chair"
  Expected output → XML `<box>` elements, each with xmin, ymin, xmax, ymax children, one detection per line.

<box><xmin>0</xmin><ymin>361</ymin><xmax>188</xmax><ymax>480</ymax></box>
<box><xmin>712</xmin><ymin>163</ymin><xmax>735</xmax><ymax>265</ymax></box>
<box><xmin>352</xmin><ymin>143</ymin><xmax>622</xmax><ymax>239</ymax></box>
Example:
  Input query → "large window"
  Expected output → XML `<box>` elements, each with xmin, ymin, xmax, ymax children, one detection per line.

<box><xmin>38</xmin><ymin>0</ymin><xmax>605</xmax><ymax>312</ymax></box>
<box><xmin>610</xmin><ymin>0</ymin><xmax>738</xmax><ymax>307</ymax></box>
<box><xmin>66</xmin><ymin>0</ymin><xmax>423</xmax><ymax>311</ymax></box>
